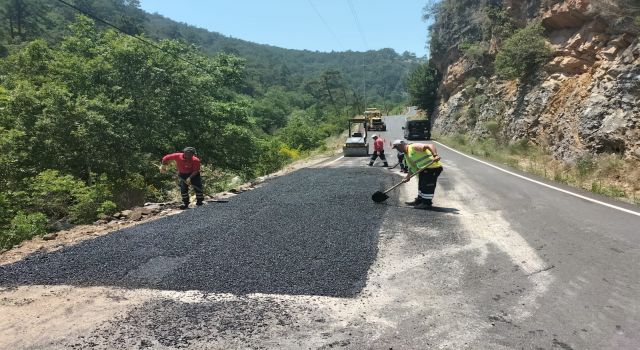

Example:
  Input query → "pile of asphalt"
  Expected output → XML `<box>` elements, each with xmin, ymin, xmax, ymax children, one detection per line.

<box><xmin>0</xmin><ymin>167</ymin><xmax>394</xmax><ymax>297</ymax></box>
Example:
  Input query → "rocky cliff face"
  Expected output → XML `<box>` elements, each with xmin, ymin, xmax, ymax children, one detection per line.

<box><xmin>432</xmin><ymin>0</ymin><xmax>640</xmax><ymax>161</ymax></box>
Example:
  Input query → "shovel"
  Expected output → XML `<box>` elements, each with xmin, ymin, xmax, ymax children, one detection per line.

<box><xmin>371</xmin><ymin>160</ymin><xmax>435</xmax><ymax>203</ymax></box>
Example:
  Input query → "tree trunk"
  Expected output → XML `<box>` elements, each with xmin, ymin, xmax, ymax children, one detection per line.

<box><xmin>323</xmin><ymin>75</ymin><xmax>339</xmax><ymax>117</ymax></box>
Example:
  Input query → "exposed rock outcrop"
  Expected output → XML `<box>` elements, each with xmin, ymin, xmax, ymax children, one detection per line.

<box><xmin>432</xmin><ymin>0</ymin><xmax>640</xmax><ymax>161</ymax></box>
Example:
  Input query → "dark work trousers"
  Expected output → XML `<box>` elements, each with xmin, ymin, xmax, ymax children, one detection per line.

<box><xmin>418</xmin><ymin>167</ymin><xmax>443</xmax><ymax>205</ymax></box>
<box><xmin>369</xmin><ymin>150</ymin><xmax>389</xmax><ymax>166</ymax></box>
<box><xmin>397</xmin><ymin>153</ymin><xmax>407</xmax><ymax>172</ymax></box>
<box><xmin>179</xmin><ymin>173</ymin><xmax>204</xmax><ymax>205</ymax></box>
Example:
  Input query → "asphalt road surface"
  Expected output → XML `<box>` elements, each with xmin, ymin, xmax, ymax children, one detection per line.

<box><xmin>1</xmin><ymin>115</ymin><xmax>639</xmax><ymax>349</ymax></box>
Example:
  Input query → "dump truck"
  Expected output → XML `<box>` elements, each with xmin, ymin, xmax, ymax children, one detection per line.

<box><xmin>364</xmin><ymin>108</ymin><xmax>386</xmax><ymax>131</ymax></box>
<box><xmin>343</xmin><ymin>117</ymin><xmax>369</xmax><ymax>157</ymax></box>
<box><xmin>403</xmin><ymin>112</ymin><xmax>431</xmax><ymax>140</ymax></box>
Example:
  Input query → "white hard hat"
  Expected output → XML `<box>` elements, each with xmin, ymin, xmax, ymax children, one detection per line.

<box><xmin>372</xmin><ymin>134</ymin><xmax>379</xmax><ymax>139</ymax></box>
<box><xmin>392</xmin><ymin>139</ymin><xmax>404</xmax><ymax>147</ymax></box>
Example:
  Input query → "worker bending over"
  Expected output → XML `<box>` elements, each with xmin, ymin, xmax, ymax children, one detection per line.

<box><xmin>160</xmin><ymin>147</ymin><xmax>204</xmax><ymax>209</ymax></box>
<box><xmin>391</xmin><ymin>140</ymin><xmax>443</xmax><ymax>209</ymax></box>
<box><xmin>396</xmin><ymin>145</ymin><xmax>408</xmax><ymax>173</ymax></box>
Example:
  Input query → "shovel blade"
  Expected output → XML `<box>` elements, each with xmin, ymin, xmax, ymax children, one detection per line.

<box><xmin>371</xmin><ymin>191</ymin><xmax>389</xmax><ymax>203</ymax></box>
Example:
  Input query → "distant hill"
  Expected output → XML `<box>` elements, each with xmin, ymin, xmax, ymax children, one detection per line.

<box><xmin>144</xmin><ymin>12</ymin><xmax>421</xmax><ymax>105</ymax></box>
<box><xmin>0</xmin><ymin>0</ymin><xmax>422</xmax><ymax>105</ymax></box>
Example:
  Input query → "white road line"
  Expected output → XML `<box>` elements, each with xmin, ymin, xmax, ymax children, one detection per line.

<box><xmin>325</xmin><ymin>155</ymin><xmax>345</xmax><ymax>166</ymax></box>
<box><xmin>435</xmin><ymin>141</ymin><xmax>640</xmax><ymax>218</ymax></box>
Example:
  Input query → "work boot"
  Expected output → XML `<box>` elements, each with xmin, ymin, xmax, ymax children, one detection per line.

<box><xmin>179</xmin><ymin>203</ymin><xmax>189</xmax><ymax>210</ymax></box>
<box><xmin>405</xmin><ymin>198</ymin><xmax>421</xmax><ymax>206</ymax></box>
<box><xmin>196</xmin><ymin>200</ymin><xmax>204</xmax><ymax>206</ymax></box>
<box><xmin>414</xmin><ymin>201</ymin><xmax>433</xmax><ymax>210</ymax></box>
<box><xmin>368</xmin><ymin>162</ymin><xmax>373</xmax><ymax>166</ymax></box>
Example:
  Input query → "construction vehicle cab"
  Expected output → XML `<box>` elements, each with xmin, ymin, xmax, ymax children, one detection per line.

<box><xmin>365</xmin><ymin>108</ymin><xmax>386</xmax><ymax>131</ymax></box>
<box><xmin>343</xmin><ymin>117</ymin><xmax>369</xmax><ymax>156</ymax></box>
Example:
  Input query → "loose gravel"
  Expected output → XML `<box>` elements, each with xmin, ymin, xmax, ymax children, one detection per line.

<box><xmin>69</xmin><ymin>296</ymin><xmax>300</xmax><ymax>349</ymax></box>
<box><xmin>0</xmin><ymin>167</ymin><xmax>395</xmax><ymax>297</ymax></box>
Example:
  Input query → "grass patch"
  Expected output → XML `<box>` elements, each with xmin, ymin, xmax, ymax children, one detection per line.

<box><xmin>434</xmin><ymin>132</ymin><xmax>640</xmax><ymax>205</ymax></box>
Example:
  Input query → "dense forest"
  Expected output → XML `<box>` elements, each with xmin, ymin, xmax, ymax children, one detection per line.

<box><xmin>0</xmin><ymin>0</ymin><xmax>421</xmax><ymax>248</ymax></box>
<box><xmin>0</xmin><ymin>0</ymin><xmax>420</xmax><ymax>109</ymax></box>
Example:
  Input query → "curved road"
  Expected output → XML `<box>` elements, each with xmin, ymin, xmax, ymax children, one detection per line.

<box><xmin>1</xmin><ymin>115</ymin><xmax>639</xmax><ymax>349</ymax></box>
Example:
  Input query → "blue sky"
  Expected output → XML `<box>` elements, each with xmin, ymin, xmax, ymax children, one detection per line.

<box><xmin>139</xmin><ymin>0</ymin><xmax>431</xmax><ymax>57</ymax></box>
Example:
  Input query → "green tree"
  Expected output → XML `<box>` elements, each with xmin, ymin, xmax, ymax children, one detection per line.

<box><xmin>278</xmin><ymin>111</ymin><xmax>324</xmax><ymax>151</ymax></box>
<box><xmin>2</xmin><ymin>211</ymin><xmax>47</xmax><ymax>249</ymax></box>
<box><xmin>494</xmin><ymin>23</ymin><xmax>551</xmax><ymax>80</ymax></box>
<box><xmin>0</xmin><ymin>15</ymin><xmax>260</xmax><ymax>225</ymax></box>
<box><xmin>406</xmin><ymin>61</ymin><xmax>441</xmax><ymax>115</ymax></box>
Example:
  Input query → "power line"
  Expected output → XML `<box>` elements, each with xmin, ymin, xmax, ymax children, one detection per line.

<box><xmin>347</xmin><ymin>0</ymin><xmax>368</xmax><ymax>50</ymax></box>
<box><xmin>307</xmin><ymin>0</ymin><xmax>345</xmax><ymax>51</ymax></box>
<box><xmin>346</xmin><ymin>0</ymin><xmax>368</xmax><ymax>109</ymax></box>
<box><xmin>53</xmin><ymin>0</ymin><xmax>212</xmax><ymax>73</ymax></box>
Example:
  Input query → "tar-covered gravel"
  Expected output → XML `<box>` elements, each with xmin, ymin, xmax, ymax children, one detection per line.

<box><xmin>0</xmin><ymin>167</ymin><xmax>396</xmax><ymax>297</ymax></box>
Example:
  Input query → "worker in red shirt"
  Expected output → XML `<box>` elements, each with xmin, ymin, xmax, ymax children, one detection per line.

<box><xmin>369</xmin><ymin>134</ymin><xmax>389</xmax><ymax>167</ymax></box>
<box><xmin>160</xmin><ymin>147</ymin><xmax>204</xmax><ymax>209</ymax></box>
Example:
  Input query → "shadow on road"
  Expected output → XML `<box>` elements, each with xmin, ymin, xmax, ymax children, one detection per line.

<box><xmin>428</xmin><ymin>206</ymin><xmax>460</xmax><ymax>214</ymax></box>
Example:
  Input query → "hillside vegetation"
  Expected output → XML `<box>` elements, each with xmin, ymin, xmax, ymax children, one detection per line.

<box><xmin>0</xmin><ymin>0</ymin><xmax>420</xmax><ymax>249</ymax></box>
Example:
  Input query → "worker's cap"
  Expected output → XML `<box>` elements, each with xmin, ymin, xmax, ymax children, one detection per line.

<box><xmin>391</xmin><ymin>139</ymin><xmax>404</xmax><ymax>148</ymax></box>
<box><xmin>372</xmin><ymin>134</ymin><xmax>379</xmax><ymax>139</ymax></box>
<box><xmin>183</xmin><ymin>146</ymin><xmax>197</xmax><ymax>154</ymax></box>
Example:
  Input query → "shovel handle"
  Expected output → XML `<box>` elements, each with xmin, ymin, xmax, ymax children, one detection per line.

<box><xmin>383</xmin><ymin>160</ymin><xmax>436</xmax><ymax>194</ymax></box>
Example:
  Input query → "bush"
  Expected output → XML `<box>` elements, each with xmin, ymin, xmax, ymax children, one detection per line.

<box><xmin>495</xmin><ymin>23</ymin><xmax>551</xmax><ymax>79</ymax></box>
<box><xmin>97</xmin><ymin>200</ymin><xmax>118</xmax><ymax>217</ymax></box>
<box><xmin>508</xmin><ymin>139</ymin><xmax>530</xmax><ymax>155</ymax></box>
<box><xmin>279</xmin><ymin>145</ymin><xmax>301</xmax><ymax>160</ymax></box>
<box><xmin>486</xmin><ymin>120</ymin><xmax>501</xmax><ymax>141</ymax></box>
<box><xmin>453</xmin><ymin>133</ymin><xmax>468</xmax><ymax>146</ymax></box>
<box><xmin>591</xmin><ymin>181</ymin><xmax>626</xmax><ymax>198</ymax></box>
<box><xmin>255</xmin><ymin>138</ymin><xmax>295</xmax><ymax>176</ymax></box>
<box><xmin>112</xmin><ymin>173</ymin><xmax>147</xmax><ymax>209</ymax></box>
<box><xmin>466</xmin><ymin>106</ymin><xmax>479</xmax><ymax>127</ymax></box>
<box><xmin>464</xmin><ymin>77</ymin><xmax>478</xmax><ymax>91</ymax></box>
<box><xmin>473</xmin><ymin>95</ymin><xmax>488</xmax><ymax>106</ymax></box>
<box><xmin>483</xmin><ymin>5</ymin><xmax>516</xmax><ymax>41</ymax></box>
<box><xmin>27</xmin><ymin>170</ymin><xmax>114</xmax><ymax>224</ymax></box>
<box><xmin>0</xmin><ymin>191</ymin><xmax>13</xmax><ymax>229</ymax></box>
<box><xmin>459</xmin><ymin>42</ymin><xmax>488</xmax><ymax>64</ymax></box>
<box><xmin>1</xmin><ymin>212</ymin><xmax>48</xmax><ymax>249</ymax></box>
<box><xmin>69</xmin><ymin>174</ymin><xmax>114</xmax><ymax>224</ymax></box>
<box><xmin>575</xmin><ymin>155</ymin><xmax>596</xmax><ymax>179</ymax></box>
<box><xmin>144</xmin><ymin>184</ymin><xmax>169</xmax><ymax>203</ymax></box>
<box><xmin>279</xmin><ymin>111</ymin><xmax>324</xmax><ymax>151</ymax></box>
<box><xmin>28</xmin><ymin>170</ymin><xmax>85</xmax><ymax>219</ymax></box>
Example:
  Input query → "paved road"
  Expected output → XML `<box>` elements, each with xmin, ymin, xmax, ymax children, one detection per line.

<box><xmin>1</xmin><ymin>115</ymin><xmax>639</xmax><ymax>349</ymax></box>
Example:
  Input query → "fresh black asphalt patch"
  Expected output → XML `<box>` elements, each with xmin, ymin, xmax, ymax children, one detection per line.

<box><xmin>0</xmin><ymin>167</ymin><xmax>395</xmax><ymax>297</ymax></box>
